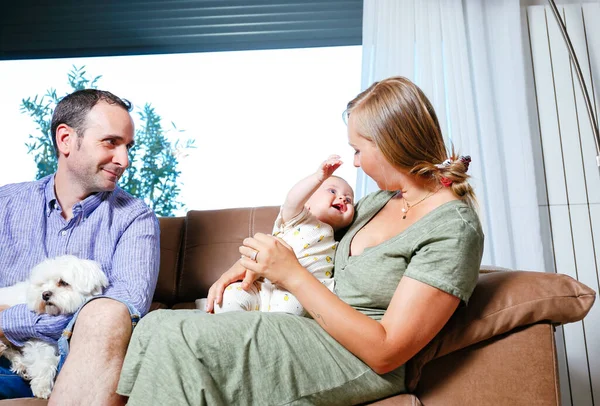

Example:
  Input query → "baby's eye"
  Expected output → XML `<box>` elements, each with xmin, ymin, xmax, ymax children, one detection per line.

<box><xmin>327</xmin><ymin>188</ymin><xmax>336</xmax><ymax>194</ymax></box>
<box><xmin>57</xmin><ymin>279</ymin><xmax>70</xmax><ymax>287</ymax></box>
<box><xmin>345</xmin><ymin>197</ymin><xmax>353</xmax><ymax>204</ymax></box>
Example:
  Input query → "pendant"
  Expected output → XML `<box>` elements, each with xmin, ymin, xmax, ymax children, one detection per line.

<box><xmin>402</xmin><ymin>215</ymin><xmax>407</xmax><ymax>220</ymax></box>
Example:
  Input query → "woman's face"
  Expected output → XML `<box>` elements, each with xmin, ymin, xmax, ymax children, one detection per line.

<box><xmin>347</xmin><ymin>114</ymin><xmax>402</xmax><ymax>191</ymax></box>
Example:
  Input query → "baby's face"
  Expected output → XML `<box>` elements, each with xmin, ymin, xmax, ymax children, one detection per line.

<box><xmin>307</xmin><ymin>177</ymin><xmax>355</xmax><ymax>231</ymax></box>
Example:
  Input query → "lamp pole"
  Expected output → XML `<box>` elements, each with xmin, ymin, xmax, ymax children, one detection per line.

<box><xmin>547</xmin><ymin>0</ymin><xmax>600</xmax><ymax>169</ymax></box>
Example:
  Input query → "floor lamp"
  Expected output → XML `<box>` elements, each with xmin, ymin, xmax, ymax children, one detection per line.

<box><xmin>547</xmin><ymin>0</ymin><xmax>600</xmax><ymax>170</ymax></box>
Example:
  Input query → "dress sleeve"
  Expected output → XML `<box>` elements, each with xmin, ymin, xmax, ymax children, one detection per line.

<box><xmin>403</xmin><ymin>217</ymin><xmax>484</xmax><ymax>304</ymax></box>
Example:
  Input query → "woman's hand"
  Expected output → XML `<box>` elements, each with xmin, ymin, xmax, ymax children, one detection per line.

<box><xmin>206</xmin><ymin>260</ymin><xmax>258</xmax><ymax>313</ymax></box>
<box><xmin>239</xmin><ymin>233</ymin><xmax>305</xmax><ymax>289</ymax></box>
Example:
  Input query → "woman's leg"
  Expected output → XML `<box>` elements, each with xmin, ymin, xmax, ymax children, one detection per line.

<box><xmin>118</xmin><ymin>310</ymin><xmax>405</xmax><ymax>406</ymax></box>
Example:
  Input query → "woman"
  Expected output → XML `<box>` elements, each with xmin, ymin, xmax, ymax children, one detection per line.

<box><xmin>117</xmin><ymin>77</ymin><xmax>484</xmax><ymax>405</ymax></box>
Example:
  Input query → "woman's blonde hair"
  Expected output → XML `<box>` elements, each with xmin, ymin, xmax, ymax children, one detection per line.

<box><xmin>345</xmin><ymin>76</ymin><xmax>476</xmax><ymax>206</ymax></box>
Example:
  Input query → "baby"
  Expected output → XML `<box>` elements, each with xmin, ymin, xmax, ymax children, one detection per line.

<box><xmin>211</xmin><ymin>155</ymin><xmax>354</xmax><ymax>316</ymax></box>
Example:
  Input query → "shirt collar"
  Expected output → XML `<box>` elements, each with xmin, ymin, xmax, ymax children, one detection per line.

<box><xmin>45</xmin><ymin>175</ymin><xmax>110</xmax><ymax>218</ymax></box>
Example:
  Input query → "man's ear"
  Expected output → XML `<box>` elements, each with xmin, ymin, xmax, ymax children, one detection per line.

<box><xmin>56</xmin><ymin>124</ymin><xmax>75</xmax><ymax>157</ymax></box>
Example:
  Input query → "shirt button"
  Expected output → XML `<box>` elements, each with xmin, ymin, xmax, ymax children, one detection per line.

<box><xmin>61</xmin><ymin>230</ymin><xmax>67</xmax><ymax>236</ymax></box>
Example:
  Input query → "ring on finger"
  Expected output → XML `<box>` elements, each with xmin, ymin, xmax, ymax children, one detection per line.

<box><xmin>250</xmin><ymin>250</ymin><xmax>259</xmax><ymax>261</ymax></box>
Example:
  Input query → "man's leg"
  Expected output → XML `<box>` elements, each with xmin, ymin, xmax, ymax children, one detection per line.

<box><xmin>0</xmin><ymin>356</ymin><xmax>34</xmax><ymax>399</ymax></box>
<box><xmin>49</xmin><ymin>298</ymin><xmax>132</xmax><ymax>406</ymax></box>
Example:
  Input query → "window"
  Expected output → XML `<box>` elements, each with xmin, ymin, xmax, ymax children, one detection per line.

<box><xmin>0</xmin><ymin>45</ymin><xmax>362</xmax><ymax>214</ymax></box>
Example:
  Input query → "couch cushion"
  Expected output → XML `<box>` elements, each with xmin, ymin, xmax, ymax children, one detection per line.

<box><xmin>405</xmin><ymin>270</ymin><xmax>596</xmax><ymax>391</ymax></box>
<box><xmin>148</xmin><ymin>302</ymin><xmax>169</xmax><ymax>312</ymax></box>
<box><xmin>177</xmin><ymin>206</ymin><xmax>279</xmax><ymax>302</ymax></box>
<box><xmin>154</xmin><ymin>217</ymin><xmax>185</xmax><ymax>306</ymax></box>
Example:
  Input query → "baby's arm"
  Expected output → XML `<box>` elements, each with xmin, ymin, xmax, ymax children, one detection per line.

<box><xmin>281</xmin><ymin>155</ymin><xmax>342</xmax><ymax>223</ymax></box>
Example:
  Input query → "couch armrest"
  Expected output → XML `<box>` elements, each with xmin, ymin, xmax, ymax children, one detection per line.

<box><xmin>406</xmin><ymin>270</ymin><xmax>595</xmax><ymax>391</ymax></box>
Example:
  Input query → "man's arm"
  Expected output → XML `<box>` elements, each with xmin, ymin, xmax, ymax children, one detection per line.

<box><xmin>281</xmin><ymin>155</ymin><xmax>342</xmax><ymax>222</ymax></box>
<box><xmin>0</xmin><ymin>306</ymin><xmax>8</xmax><ymax>338</ymax></box>
<box><xmin>101</xmin><ymin>209</ymin><xmax>160</xmax><ymax>316</ymax></box>
<box><xmin>2</xmin><ymin>305</ymin><xmax>71</xmax><ymax>346</ymax></box>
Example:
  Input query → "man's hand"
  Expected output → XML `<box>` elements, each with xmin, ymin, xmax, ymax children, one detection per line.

<box><xmin>316</xmin><ymin>154</ymin><xmax>343</xmax><ymax>182</ymax></box>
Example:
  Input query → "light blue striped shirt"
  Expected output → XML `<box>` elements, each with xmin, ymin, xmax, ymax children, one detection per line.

<box><xmin>0</xmin><ymin>175</ymin><xmax>160</xmax><ymax>346</ymax></box>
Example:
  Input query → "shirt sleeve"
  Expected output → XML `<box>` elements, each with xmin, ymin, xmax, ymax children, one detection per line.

<box><xmin>102</xmin><ymin>209</ymin><xmax>160</xmax><ymax>316</ymax></box>
<box><xmin>273</xmin><ymin>206</ymin><xmax>313</xmax><ymax>235</ymax></box>
<box><xmin>2</xmin><ymin>305</ymin><xmax>71</xmax><ymax>346</ymax></box>
<box><xmin>403</xmin><ymin>217</ymin><xmax>484</xmax><ymax>304</ymax></box>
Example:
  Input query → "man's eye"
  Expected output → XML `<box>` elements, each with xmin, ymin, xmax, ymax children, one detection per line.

<box><xmin>57</xmin><ymin>279</ymin><xmax>70</xmax><ymax>287</ymax></box>
<box><xmin>105</xmin><ymin>139</ymin><xmax>116</xmax><ymax>146</ymax></box>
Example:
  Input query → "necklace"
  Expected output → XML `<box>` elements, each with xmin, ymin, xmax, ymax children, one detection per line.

<box><xmin>400</xmin><ymin>187</ymin><xmax>442</xmax><ymax>220</ymax></box>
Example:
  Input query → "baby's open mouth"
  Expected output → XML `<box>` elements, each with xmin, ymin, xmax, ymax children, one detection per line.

<box><xmin>332</xmin><ymin>203</ymin><xmax>345</xmax><ymax>212</ymax></box>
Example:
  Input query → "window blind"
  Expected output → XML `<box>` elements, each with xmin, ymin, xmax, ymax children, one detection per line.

<box><xmin>0</xmin><ymin>0</ymin><xmax>363</xmax><ymax>60</ymax></box>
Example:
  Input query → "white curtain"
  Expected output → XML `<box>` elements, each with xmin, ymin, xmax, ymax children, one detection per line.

<box><xmin>358</xmin><ymin>0</ymin><xmax>546</xmax><ymax>271</ymax></box>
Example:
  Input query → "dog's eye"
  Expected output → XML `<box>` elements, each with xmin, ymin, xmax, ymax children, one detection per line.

<box><xmin>57</xmin><ymin>279</ymin><xmax>70</xmax><ymax>287</ymax></box>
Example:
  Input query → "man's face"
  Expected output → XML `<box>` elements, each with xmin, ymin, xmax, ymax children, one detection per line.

<box><xmin>66</xmin><ymin>101</ymin><xmax>135</xmax><ymax>194</ymax></box>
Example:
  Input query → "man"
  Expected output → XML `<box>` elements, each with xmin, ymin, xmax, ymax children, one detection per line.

<box><xmin>0</xmin><ymin>89</ymin><xmax>160</xmax><ymax>405</ymax></box>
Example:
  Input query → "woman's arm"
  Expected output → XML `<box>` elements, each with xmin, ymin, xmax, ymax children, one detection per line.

<box><xmin>239</xmin><ymin>234</ymin><xmax>460</xmax><ymax>374</ymax></box>
<box><xmin>292</xmin><ymin>270</ymin><xmax>458</xmax><ymax>374</ymax></box>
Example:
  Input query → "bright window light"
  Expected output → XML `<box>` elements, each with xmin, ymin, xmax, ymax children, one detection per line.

<box><xmin>0</xmin><ymin>46</ymin><xmax>362</xmax><ymax>214</ymax></box>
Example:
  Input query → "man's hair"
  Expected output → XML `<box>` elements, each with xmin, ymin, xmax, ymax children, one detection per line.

<box><xmin>50</xmin><ymin>89</ymin><xmax>132</xmax><ymax>157</ymax></box>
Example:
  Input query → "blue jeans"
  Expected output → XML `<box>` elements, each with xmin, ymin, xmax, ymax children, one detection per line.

<box><xmin>0</xmin><ymin>296</ymin><xmax>139</xmax><ymax>399</ymax></box>
<box><xmin>0</xmin><ymin>356</ymin><xmax>33</xmax><ymax>399</ymax></box>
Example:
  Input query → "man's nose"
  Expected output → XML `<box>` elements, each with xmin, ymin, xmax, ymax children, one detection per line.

<box><xmin>114</xmin><ymin>145</ymin><xmax>130</xmax><ymax>169</ymax></box>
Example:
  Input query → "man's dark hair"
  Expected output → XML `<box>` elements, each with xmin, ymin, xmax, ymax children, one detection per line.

<box><xmin>50</xmin><ymin>89</ymin><xmax>132</xmax><ymax>157</ymax></box>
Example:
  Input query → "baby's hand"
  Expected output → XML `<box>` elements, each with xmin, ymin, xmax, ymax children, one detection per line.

<box><xmin>317</xmin><ymin>155</ymin><xmax>342</xmax><ymax>182</ymax></box>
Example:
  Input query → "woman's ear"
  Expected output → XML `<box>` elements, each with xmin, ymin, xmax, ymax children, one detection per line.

<box><xmin>56</xmin><ymin>124</ymin><xmax>75</xmax><ymax>157</ymax></box>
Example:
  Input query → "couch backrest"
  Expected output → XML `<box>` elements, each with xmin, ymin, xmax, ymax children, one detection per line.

<box><xmin>155</xmin><ymin>217</ymin><xmax>186</xmax><ymax>306</ymax></box>
<box><xmin>173</xmin><ymin>206</ymin><xmax>280</xmax><ymax>303</ymax></box>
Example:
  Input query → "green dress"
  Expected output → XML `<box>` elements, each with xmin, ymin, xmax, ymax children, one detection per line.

<box><xmin>117</xmin><ymin>191</ymin><xmax>484</xmax><ymax>406</ymax></box>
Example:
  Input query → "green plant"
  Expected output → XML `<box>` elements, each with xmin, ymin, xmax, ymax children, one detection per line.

<box><xmin>21</xmin><ymin>65</ymin><xmax>194</xmax><ymax>216</ymax></box>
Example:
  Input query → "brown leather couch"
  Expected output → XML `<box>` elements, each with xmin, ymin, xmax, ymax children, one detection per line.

<box><xmin>2</xmin><ymin>206</ymin><xmax>596</xmax><ymax>405</ymax></box>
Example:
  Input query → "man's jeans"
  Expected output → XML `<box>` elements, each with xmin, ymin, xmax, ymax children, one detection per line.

<box><xmin>0</xmin><ymin>356</ymin><xmax>33</xmax><ymax>399</ymax></box>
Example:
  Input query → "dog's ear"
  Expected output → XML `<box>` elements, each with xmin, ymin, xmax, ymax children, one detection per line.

<box><xmin>62</xmin><ymin>256</ymin><xmax>108</xmax><ymax>296</ymax></box>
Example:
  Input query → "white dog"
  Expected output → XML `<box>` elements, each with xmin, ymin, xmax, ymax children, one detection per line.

<box><xmin>0</xmin><ymin>255</ymin><xmax>108</xmax><ymax>399</ymax></box>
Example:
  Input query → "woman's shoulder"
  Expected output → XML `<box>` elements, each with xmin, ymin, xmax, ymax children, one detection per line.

<box><xmin>415</xmin><ymin>200</ymin><xmax>484</xmax><ymax>246</ymax></box>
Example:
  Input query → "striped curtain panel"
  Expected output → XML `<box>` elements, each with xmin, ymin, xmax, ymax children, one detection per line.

<box><xmin>358</xmin><ymin>0</ymin><xmax>545</xmax><ymax>273</ymax></box>
<box><xmin>527</xmin><ymin>4</ymin><xmax>600</xmax><ymax>405</ymax></box>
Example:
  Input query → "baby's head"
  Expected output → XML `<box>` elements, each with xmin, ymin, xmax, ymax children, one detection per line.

<box><xmin>306</xmin><ymin>176</ymin><xmax>355</xmax><ymax>231</ymax></box>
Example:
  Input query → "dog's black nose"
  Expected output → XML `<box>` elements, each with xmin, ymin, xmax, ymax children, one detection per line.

<box><xmin>42</xmin><ymin>291</ymin><xmax>52</xmax><ymax>301</ymax></box>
